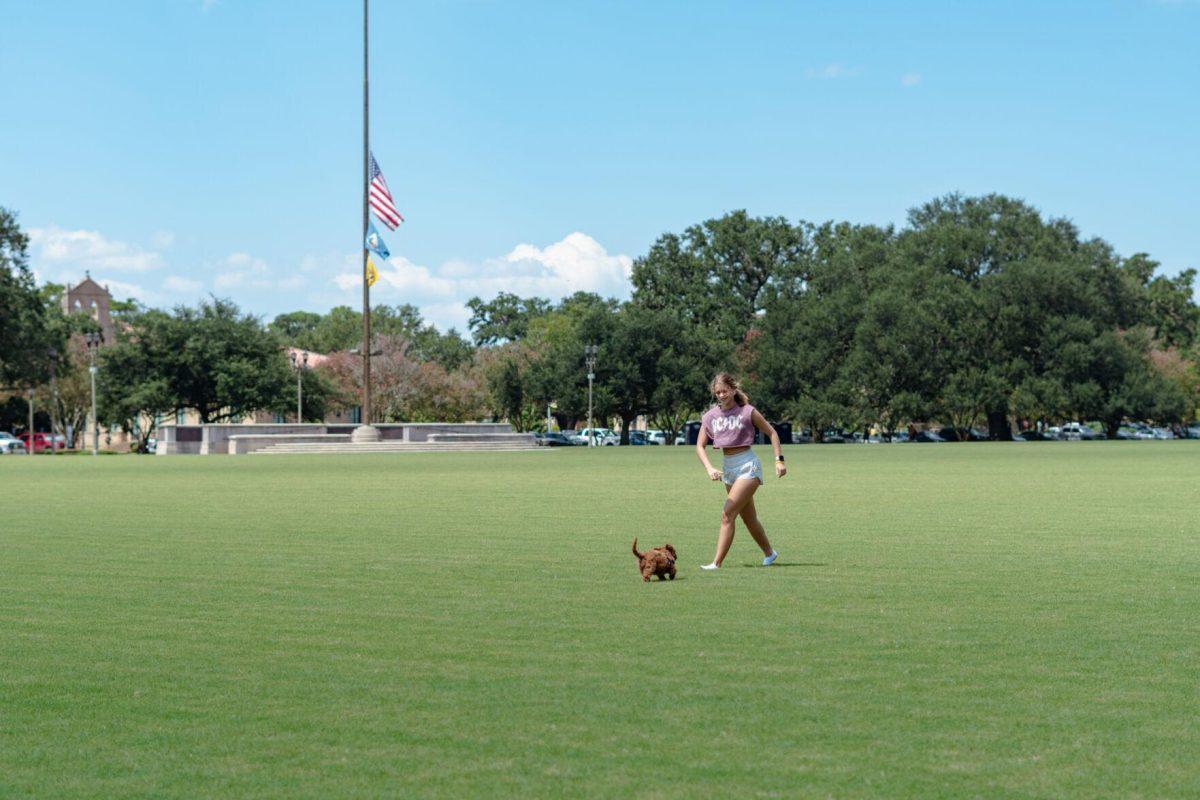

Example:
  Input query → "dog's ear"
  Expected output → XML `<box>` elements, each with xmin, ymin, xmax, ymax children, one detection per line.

<box><xmin>665</xmin><ymin>544</ymin><xmax>677</xmax><ymax>557</ymax></box>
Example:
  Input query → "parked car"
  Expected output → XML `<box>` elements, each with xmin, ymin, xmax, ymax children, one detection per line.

<box><xmin>889</xmin><ymin>431</ymin><xmax>910</xmax><ymax>443</ymax></box>
<box><xmin>912</xmin><ymin>430</ymin><xmax>946</xmax><ymax>443</ymax></box>
<box><xmin>935</xmin><ymin>426</ymin><xmax>987</xmax><ymax>442</ymax></box>
<box><xmin>646</xmin><ymin>430</ymin><xmax>668</xmax><ymax>445</ymax></box>
<box><xmin>540</xmin><ymin>432</ymin><xmax>574</xmax><ymax>447</ymax></box>
<box><xmin>1060</xmin><ymin>422</ymin><xmax>1101</xmax><ymax>440</ymax></box>
<box><xmin>1014</xmin><ymin>429</ymin><xmax>1055</xmax><ymax>441</ymax></box>
<box><xmin>573</xmin><ymin>428</ymin><xmax>619</xmax><ymax>446</ymax></box>
<box><xmin>1151</xmin><ymin>427</ymin><xmax>1175</xmax><ymax>440</ymax></box>
<box><xmin>627</xmin><ymin>430</ymin><xmax>650</xmax><ymax>446</ymax></box>
<box><xmin>0</xmin><ymin>432</ymin><xmax>28</xmax><ymax>455</ymax></box>
<box><xmin>557</xmin><ymin>430</ymin><xmax>586</xmax><ymax>445</ymax></box>
<box><xmin>1131</xmin><ymin>424</ymin><xmax>1156</xmax><ymax>440</ymax></box>
<box><xmin>17</xmin><ymin>432</ymin><xmax>58</xmax><ymax>453</ymax></box>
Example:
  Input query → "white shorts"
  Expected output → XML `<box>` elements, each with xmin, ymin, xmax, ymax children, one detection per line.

<box><xmin>721</xmin><ymin>449</ymin><xmax>763</xmax><ymax>486</ymax></box>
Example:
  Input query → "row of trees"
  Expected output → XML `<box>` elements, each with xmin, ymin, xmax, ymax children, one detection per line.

<box><xmin>3</xmin><ymin>195</ymin><xmax>1198</xmax><ymax>446</ymax></box>
<box><xmin>461</xmin><ymin>195</ymin><xmax>1198</xmax><ymax>442</ymax></box>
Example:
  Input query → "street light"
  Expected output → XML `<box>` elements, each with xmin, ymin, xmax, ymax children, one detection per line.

<box><xmin>47</xmin><ymin>347</ymin><xmax>59</xmax><ymax>455</ymax></box>
<box><xmin>85</xmin><ymin>331</ymin><xmax>104</xmax><ymax>456</ymax></box>
<box><xmin>584</xmin><ymin>344</ymin><xmax>598</xmax><ymax>447</ymax></box>
<box><xmin>289</xmin><ymin>350</ymin><xmax>309</xmax><ymax>422</ymax></box>
<box><xmin>26</xmin><ymin>387</ymin><xmax>34</xmax><ymax>457</ymax></box>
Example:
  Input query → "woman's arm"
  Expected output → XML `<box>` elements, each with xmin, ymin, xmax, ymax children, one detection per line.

<box><xmin>751</xmin><ymin>409</ymin><xmax>787</xmax><ymax>478</ymax></box>
<box><xmin>695</xmin><ymin>428</ymin><xmax>722</xmax><ymax>480</ymax></box>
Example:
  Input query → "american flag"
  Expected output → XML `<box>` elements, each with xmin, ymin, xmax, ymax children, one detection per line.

<box><xmin>369</xmin><ymin>151</ymin><xmax>404</xmax><ymax>230</ymax></box>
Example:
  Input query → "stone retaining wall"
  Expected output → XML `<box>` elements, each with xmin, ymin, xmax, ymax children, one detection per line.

<box><xmin>156</xmin><ymin>422</ymin><xmax>517</xmax><ymax>454</ymax></box>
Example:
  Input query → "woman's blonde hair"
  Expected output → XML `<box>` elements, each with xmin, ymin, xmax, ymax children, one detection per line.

<box><xmin>711</xmin><ymin>372</ymin><xmax>749</xmax><ymax>406</ymax></box>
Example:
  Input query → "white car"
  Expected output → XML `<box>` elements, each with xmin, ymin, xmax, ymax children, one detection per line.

<box><xmin>0</xmin><ymin>432</ymin><xmax>27</xmax><ymax>455</ymax></box>
<box><xmin>646</xmin><ymin>430</ymin><xmax>668</xmax><ymax>445</ymax></box>
<box><xmin>1060</xmin><ymin>422</ymin><xmax>1099</xmax><ymax>440</ymax></box>
<box><xmin>573</xmin><ymin>428</ymin><xmax>619</xmax><ymax>446</ymax></box>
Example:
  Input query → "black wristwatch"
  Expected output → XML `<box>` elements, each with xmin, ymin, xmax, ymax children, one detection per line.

<box><xmin>775</xmin><ymin>455</ymin><xmax>785</xmax><ymax>462</ymax></box>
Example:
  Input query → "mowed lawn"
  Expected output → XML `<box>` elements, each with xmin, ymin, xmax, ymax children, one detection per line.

<box><xmin>1</xmin><ymin>443</ymin><xmax>1197</xmax><ymax>799</ymax></box>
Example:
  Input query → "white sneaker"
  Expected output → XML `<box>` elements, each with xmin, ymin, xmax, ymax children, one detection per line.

<box><xmin>701</xmin><ymin>562</ymin><xmax>720</xmax><ymax>570</ymax></box>
<box><xmin>762</xmin><ymin>550</ymin><xmax>779</xmax><ymax>566</ymax></box>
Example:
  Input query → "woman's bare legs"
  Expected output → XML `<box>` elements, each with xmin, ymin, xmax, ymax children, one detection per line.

<box><xmin>739</xmin><ymin>495</ymin><xmax>774</xmax><ymax>556</ymax></box>
<box><xmin>710</xmin><ymin>479</ymin><xmax>760</xmax><ymax>566</ymax></box>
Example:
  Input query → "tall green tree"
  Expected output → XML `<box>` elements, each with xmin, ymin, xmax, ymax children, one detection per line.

<box><xmin>101</xmin><ymin>298</ymin><xmax>293</xmax><ymax>424</ymax></box>
<box><xmin>0</xmin><ymin>207</ymin><xmax>53</xmax><ymax>387</ymax></box>
<box><xmin>466</xmin><ymin>292</ymin><xmax>552</xmax><ymax>345</ymax></box>
<box><xmin>632</xmin><ymin>211</ymin><xmax>810</xmax><ymax>344</ymax></box>
<box><xmin>752</xmin><ymin>222</ymin><xmax>892</xmax><ymax>436</ymax></box>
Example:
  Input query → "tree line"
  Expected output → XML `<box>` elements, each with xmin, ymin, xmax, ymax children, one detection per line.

<box><xmin>2</xmin><ymin>194</ymin><xmax>1197</xmax><ymax>446</ymax></box>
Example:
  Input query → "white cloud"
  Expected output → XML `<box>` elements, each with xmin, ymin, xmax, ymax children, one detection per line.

<box><xmin>330</xmin><ymin>232</ymin><xmax>633</xmax><ymax>331</ymax></box>
<box><xmin>213</xmin><ymin>252</ymin><xmax>271</xmax><ymax>289</ymax></box>
<box><xmin>95</xmin><ymin>277</ymin><xmax>158</xmax><ymax>305</ymax></box>
<box><xmin>164</xmin><ymin>275</ymin><xmax>202</xmax><ymax>293</ymax></box>
<box><xmin>151</xmin><ymin>230</ymin><xmax>176</xmax><ymax>249</ymax></box>
<box><xmin>28</xmin><ymin>226</ymin><xmax>164</xmax><ymax>273</ymax></box>
<box><xmin>419</xmin><ymin>302</ymin><xmax>473</xmax><ymax>332</ymax></box>
<box><xmin>901</xmin><ymin>72</ymin><xmax>922</xmax><ymax>87</ymax></box>
<box><xmin>334</xmin><ymin>231</ymin><xmax>631</xmax><ymax>303</ymax></box>
<box><xmin>805</xmin><ymin>63</ymin><xmax>862</xmax><ymax>80</ymax></box>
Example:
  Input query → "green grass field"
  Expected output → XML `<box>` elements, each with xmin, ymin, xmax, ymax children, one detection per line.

<box><xmin>2</xmin><ymin>443</ymin><xmax>1197</xmax><ymax>798</ymax></box>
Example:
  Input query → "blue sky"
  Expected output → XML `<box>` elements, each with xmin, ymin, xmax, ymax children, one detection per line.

<box><xmin>3</xmin><ymin>0</ymin><xmax>1197</xmax><ymax>332</ymax></box>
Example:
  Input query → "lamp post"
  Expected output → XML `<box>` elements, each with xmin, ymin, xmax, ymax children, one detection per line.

<box><xmin>290</xmin><ymin>350</ymin><xmax>309</xmax><ymax>422</ymax></box>
<box><xmin>584</xmin><ymin>344</ymin><xmax>598</xmax><ymax>447</ymax></box>
<box><xmin>47</xmin><ymin>347</ymin><xmax>59</xmax><ymax>454</ymax></box>
<box><xmin>26</xmin><ymin>387</ymin><xmax>34</xmax><ymax>457</ymax></box>
<box><xmin>85</xmin><ymin>331</ymin><xmax>104</xmax><ymax>456</ymax></box>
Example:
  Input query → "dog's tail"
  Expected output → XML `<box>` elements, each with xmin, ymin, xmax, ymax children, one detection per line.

<box><xmin>632</xmin><ymin>538</ymin><xmax>643</xmax><ymax>559</ymax></box>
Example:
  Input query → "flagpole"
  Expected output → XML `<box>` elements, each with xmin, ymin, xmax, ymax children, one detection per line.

<box><xmin>354</xmin><ymin>0</ymin><xmax>380</xmax><ymax>443</ymax></box>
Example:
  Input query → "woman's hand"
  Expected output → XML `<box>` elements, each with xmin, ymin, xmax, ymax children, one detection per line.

<box><xmin>775</xmin><ymin>461</ymin><xmax>787</xmax><ymax>479</ymax></box>
<box><xmin>707</xmin><ymin>467</ymin><xmax>723</xmax><ymax>481</ymax></box>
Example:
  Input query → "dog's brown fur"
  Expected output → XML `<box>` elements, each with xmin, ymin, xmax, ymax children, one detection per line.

<box><xmin>632</xmin><ymin>538</ymin><xmax>677</xmax><ymax>582</ymax></box>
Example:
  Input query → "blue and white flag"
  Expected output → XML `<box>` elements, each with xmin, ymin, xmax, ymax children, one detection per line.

<box><xmin>365</xmin><ymin>222</ymin><xmax>391</xmax><ymax>260</ymax></box>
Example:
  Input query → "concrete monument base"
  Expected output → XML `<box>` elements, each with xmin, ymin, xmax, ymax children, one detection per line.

<box><xmin>350</xmin><ymin>424</ymin><xmax>382</xmax><ymax>443</ymax></box>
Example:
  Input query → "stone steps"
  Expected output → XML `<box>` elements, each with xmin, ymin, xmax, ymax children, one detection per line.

<box><xmin>250</xmin><ymin>441</ymin><xmax>543</xmax><ymax>455</ymax></box>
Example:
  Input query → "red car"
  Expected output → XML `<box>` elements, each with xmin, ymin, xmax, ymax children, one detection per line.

<box><xmin>18</xmin><ymin>432</ymin><xmax>59</xmax><ymax>453</ymax></box>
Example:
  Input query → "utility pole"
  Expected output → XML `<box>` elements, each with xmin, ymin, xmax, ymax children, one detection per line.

<box><xmin>26</xmin><ymin>388</ymin><xmax>34</xmax><ymax>456</ymax></box>
<box><xmin>584</xmin><ymin>344</ymin><xmax>598</xmax><ymax>447</ymax></box>
<box><xmin>47</xmin><ymin>348</ymin><xmax>59</xmax><ymax>454</ymax></box>
<box><xmin>86</xmin><ymin>331</ymin><xmax>103</xmax><ymax>456</ymax></box>
<box><xmin>291</xmin><ymin>351</ymin><xmax>308</xmax><ymax>422</ymax></box>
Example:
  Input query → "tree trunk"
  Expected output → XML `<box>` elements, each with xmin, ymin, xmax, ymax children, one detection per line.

<box><xmin>619</xmin><ymin>412</ymin><xmax>636</xmax><ymax>445</ymax></box>
<box><xmin>986</xmin><ymin>409</ymin><xmax>1012</xmax><ymax>441</ymax></box>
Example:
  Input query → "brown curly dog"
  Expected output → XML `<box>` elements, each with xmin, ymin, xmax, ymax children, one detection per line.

<box><xmin>632</xmin><ymin>538</ymin><xmax>677</xmax><ymax>582</ymax></box>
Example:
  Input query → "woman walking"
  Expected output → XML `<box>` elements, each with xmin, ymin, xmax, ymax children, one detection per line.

<box><xmin>695</xmin><ymin>373</ymin><xmax>785</xmax><ymax>570</ymax></box>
